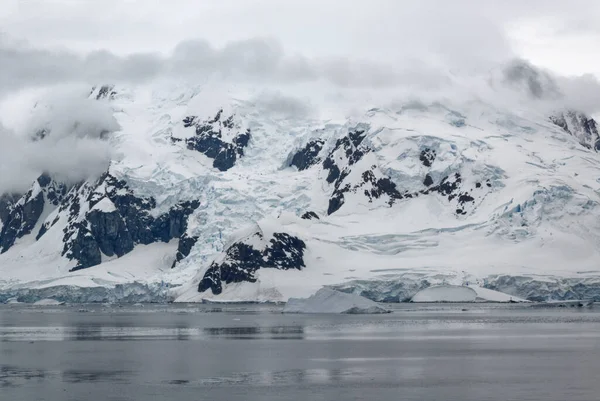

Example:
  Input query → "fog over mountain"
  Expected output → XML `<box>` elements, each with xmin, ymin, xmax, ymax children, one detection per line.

<box><xmin>1</xmin><ymin>1</ymin><xmax>600</xmax><ymax>303</ymax></box>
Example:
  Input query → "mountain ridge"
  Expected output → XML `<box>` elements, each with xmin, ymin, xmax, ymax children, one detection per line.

<box><xmin>1</xmin><ymin>81</ymin><xmax>600</xmax><ymax>303</ymax></box>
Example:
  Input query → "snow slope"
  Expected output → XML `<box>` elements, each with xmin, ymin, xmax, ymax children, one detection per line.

<box><xmin>2</xmin><ymin>77</ymin><xmax>600</xmax><ymax>303</ymax></box>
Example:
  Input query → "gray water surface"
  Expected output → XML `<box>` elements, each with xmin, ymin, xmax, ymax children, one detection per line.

<box><xmin>1</xmin><ymin>303</ymin><xmax>600</xmax><ymax>401</ymax></box>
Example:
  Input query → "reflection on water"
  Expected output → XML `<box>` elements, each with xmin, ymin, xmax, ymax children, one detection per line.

<box><xmin>2</xmin><ymin>304</ymin><xmax>600</xmax><ymax>401</ymax></box>
<box><xmin>1</xmin><ymin>365</ymin><xmax>131</xmax><ymax>387</ymax></box>
<box><xmin>203</xmin><ymin>326</ymin><xmax>305</xmax><ymax>340</ymax></box>
<box><xmin>194</xmin><ymin>368</ymin><xmax>362</xmax><ymax>387</ymax></box>
<box><xmin>62</xmin><ymin>370</ymin><xmax>132</xmax><ymax>384</ymax></box>
<box><xmin>0</xmin><ymin>366</ymin><xmax>46</xmax><ymax>388</ymax></box>
<box><xmin>0</xmin><ymin>325</ymin><xmax>306</xmax><ymax>341</ymax></box>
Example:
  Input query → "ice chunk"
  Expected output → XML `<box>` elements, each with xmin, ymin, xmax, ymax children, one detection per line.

<box><xmin>469</xmin><ymin>285</ymin><xmax>527</xmax><ymax>302</ymax></box>
<box><xmin>411</xmin><ymin>285</ymin><xmax>477</xmax><ymax>302</ymax></box>
<box><xmin>33</xmin><ymin>298</ymin><xmax>64</xmax><ymax>306</ymax></box>
<box><xmin>283</xmin><ymin>288</ymin><xmax>391</xmax><ymax>314</ymax></box>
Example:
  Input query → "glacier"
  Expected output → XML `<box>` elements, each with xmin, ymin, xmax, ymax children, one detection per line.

<box><xmin>1</xmin><ymin>77</ymin><xmax>600</xmax><ymax>304</ymax></box>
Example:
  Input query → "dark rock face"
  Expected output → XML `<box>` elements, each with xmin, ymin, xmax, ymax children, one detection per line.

<box><xmin>0</xmin><ymin>194</ymin><xmax>19</xmax><ymax>225</ymax></box>
<box><xmin>301</xmin><ymin>211</ymin><xmax>319</xmax><ymax>220</ymax></box>
<box><xmin>419</xmin><ymin>149</ymin><xmax>436</xmax><ymax>167</ymax></box>
<box><xmin>327</xmin><ymin>167</ymin><xmax>404</xmax><ymax>215</ymax></box>
<box><xmin>92</xmin><ymin>85</ymin><xmax>117</xmax><ymax>100</ymax></box>
<box><xmin>317</xmin><ymin>128</ymin><xmax>491</xmax><ymax>216</ymax></box>
<box><xmin>423</xmin><ymin>174</ymin><xmax>434</xmax><ymax>187</ymax></box>
<box><xmin>171</xmin><ymin>234</ymin><xmax>199</xmax><ymax>268</ymax></box>
<box><xmin>176</xmin><ymin>110</ymin><xmax>251</xmax><ymax>171</ymax></box>
<box><xmin>550</xmin><ymin>111</ymin><xmax>600</xmax><ymax>150</ymax></box>
<box><xmin>60</xmin><ymin>173</ymin><xmax>200</xmax><ymax>271</ymax></box>
<box><xmin>0</xmin><ymin>191</ymin><xmax>44</xmax><ymax>253</ymax></box>
<box><xmin>323</xmin><ymin>129</ymin><xmax>368</xmax><ymax>183</ymax></box>
<box><xmin>422</xmin><ymin>173</ymin><xmax>490</xmax><ymax>215</ymax></box>
<box><xmin>290</xmin><ymin>139</ymin><xmax>325</xmax><ymax>170</ymax></box>
<box><xmin>322</xmin><ymin>129</ymin><xmax>373</xmax><ymax>214</ymax></box>
<box><xmin>87</xmin><ymin>209</ymin><xmax>134</xmax><ymax>258</ymax></box>
<box><xmin>0</xmin><ymin>175</ymin><xmax>69</xmax><ymax>253</ymax></box>
<box><xmin>321</xmin><ymin>128</ymin><xmax>423</xmax><ymax>215</ymax></box>
<box><xmin>198</xmin><ymin>231</ymin><xmax>306</xmax><ymax>295</ymax></box>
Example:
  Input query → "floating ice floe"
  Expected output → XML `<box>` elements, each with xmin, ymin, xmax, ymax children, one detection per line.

<box><xmin>283</xmin><ymin>288</ymin><xmax>391</xmax><ymax>314</ymax></box>
<box><xmin>411</xmin><ymin>285</ymin><xmax>526</xmax><ymax>303</ymax></box>
<box><xmin>33</xmin><ymin>298</ymin><xmax>65</xmax><ymax>306</ymax></box>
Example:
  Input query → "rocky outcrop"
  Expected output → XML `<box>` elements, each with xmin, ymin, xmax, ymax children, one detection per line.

<box><xmin>59</xmin><ymin>173</ymin><xmax>200</xmax><ymax>271</ymax></box>
<box><xmin>175</xmin><ymin>109</ymin><xmax>251</xmax><ymax>171</ymax></box>
<box><xmin>90</xmin><ymin>85</ymin><xmax>117</xmax><ymax>101</ymax></box>
<box><xmin>198</xmin><ymin>230</ymin><xmax>306</xmax><ymax>295</ymax></box>
<box><xmin>301</xmin><ymin>211</ymin><xmax>320</xmax><ymax>220</ymax></box>
<box><xmin>419</xmin><ymin>148</ymin><xmax>436</xmax><ymax>167</ymax></box>
<box><xmin>290</xmin><ymin>139</ymin><xmax>325</xmax><ymax>170</ymax></box>
<box><xmin>171</xmin><ymin>234</ymin><xmax>199</xmax><ymax>268</ymax></box>
<box><xmin>318</xmin><ymin>128</ymin><xmax>492</xmax><ymax>216</ymax></box>
<box><xmin>550</xmin><ymin>111</ymin><xmax>600</xmax><ymax>150</ymax></box>
<box><xmin>0</xmin><ymin>175</ymin><xmax>69</xmax><ymax>253</ymax></box>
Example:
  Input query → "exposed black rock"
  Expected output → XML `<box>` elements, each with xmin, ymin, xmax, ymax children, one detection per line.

<box><xmin>62</xmin><ymin>173</ymin><xmax>201</xmax><ymax>271</ymax></box>
<box><xmin>423</xmin><ymin>174</ymin><xmax>434</xmax><ymax>187</ymax></box>
<box><xmin>301</xmin><ymin>211</ymin><xmax>320</xmax><ymax>220</ymax></box>
<box><xmin>37</xmin><ymin>173</ymin><xmax>68</xmax><ymax>206</ymax></box>
<box><xmin>0</xmin><ymin>175</ymin><xmax>70</xmax><ymax>253</ymax></box>
<box><xmin>322</xmin><ymin>129</ymin><xmax>376</xmax><ymax>215</ymax></box>
<box><xmin>87</xmin><ymin>209</ymin><xmax>134</xmax><ymax>258</ymax></box>
<box><xmin>322</xmin><ymin>157</ymin><xmax>341</xmax><ymax>184</ymax></box>
<box><xmin>422</xmin><ymin>173</ymin><xmax>483</xmax><ymax>215</ymax></box>
<box><xmin>177</xmin><ymin>109</ymin><xmax>251</xmax><ymax>171</ymax></box>
<box><xmin>322</xmin><ymin>129</ymin><xmax>368</xmax><ymax>182</ymax></box>
<box><xmin>361</xmin><ymin>171</ymin><xmax>403</xmax><ymax>204</ymax></box>
<box><xmin>290</xmin><ymin>139</ymin><xmax>325</xmax><ymax>171</ymax></box>
<box><xmin>95</xmin><ymin>85</ymin><xmax>116</xmax><ymax>100</ymax></box>
<box><xmin>327</xmin><ymin>168</ymin><xmax>404</xmax><ymax>215</ymax></box>
<box><xmin>68</xmin><ymin>225</ymin><xmax>102</xmax><ymax>272</ymax></box>
<box><xmin>32</xmin><ymin>128</ymin><xmax>49</xmax><ymax>141</ymax></box>
<box><xmin>171</xmin><ymin>234</ymin><xmax>199</xmax><ymax>268</ymax></box>
<box><xmin>0</xmin><ymin>190</ymin><xmax>44</xmax><ymax>253</ymax></box>
<box><xmin>419</xmin><ymin>148</ymin><xmax>436</xmax><ymax>167</ymax></box>
<box><xmin>0</xmin><ymin>194</ymin><xmax>19</xmax><ymax>225</ymax></box>
<box><xmin>550</xmin><ymin>111</ymin><xmax>600</xmax><ymax>150</ymax></box>
<box><xmin>198</xmin><ymin>231</ymin><xmax>306</xmax><ymax>295</ymax></box>
<box><xmin>327</xmin><ymin>194</ymin><xmax>346</xmax><ymax>215</ymax></box>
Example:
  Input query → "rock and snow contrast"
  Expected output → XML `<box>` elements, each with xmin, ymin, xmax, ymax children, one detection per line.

<box><xmin>284</xmin><ymin>288</ymin><xmax>390</xmax><ymax>314</ymax></box>
<box><xmin>1</xmin><ymin>64</ymin><xmax>600</xmax><ymax>304</ymax></box>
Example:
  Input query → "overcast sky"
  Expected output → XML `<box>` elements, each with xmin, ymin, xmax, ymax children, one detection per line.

<box><xmin>2</xmin><ymin>0</ymin><xmax>600</xmax><ymax>77</ymax></box>
<box><xmin>1</xmin><ymin>1</ymin><xmax>600</xmax><ymax>193</ymax></box>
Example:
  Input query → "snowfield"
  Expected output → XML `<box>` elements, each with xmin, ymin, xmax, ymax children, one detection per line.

<box><xmin>1</xmin><ymin>77</ymin><xmax>600</xmax><ymax>304</ymax></box>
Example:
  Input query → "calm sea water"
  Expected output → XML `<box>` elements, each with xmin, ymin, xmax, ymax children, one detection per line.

<box><xmin>1</xmin><ymin>303</ymin><xmax>600</xmax><ymax>401</ymax></box>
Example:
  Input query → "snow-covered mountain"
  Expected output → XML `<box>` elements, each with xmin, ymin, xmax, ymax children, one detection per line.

<box><xmin>1</xmin><ymin>79</ymin><xmax>600</xmax><ymax>303</ymax></box>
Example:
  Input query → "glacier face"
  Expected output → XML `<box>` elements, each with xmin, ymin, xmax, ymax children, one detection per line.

<box><xmin>1</xmin><ymin>82</ymin><xmax>600</xmax><ymax>303</ymax></box>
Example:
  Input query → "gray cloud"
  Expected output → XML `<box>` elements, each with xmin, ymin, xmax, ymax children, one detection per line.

<box><xmin>0</xmin><ymin>89</ymin><xmax>118</xmax><ymax>194</ymax></box>
<box><xmin>2</xmin><ymin>1</ymin><xmax>600</xmax><ymax>195</ymax></box>
<box><xmin>502</xmin><ymin>59</ymin><xmax>562</xmax><ymax>100</ymax></box>
<box><xmin>3</xmin><ymin>37</ymin><xmax>439</xmax><ymax>94</ymax></box>
<box><xmin>498</xmin><ymin>59</ymin><xmax>600</xmax><ymax>115</ymax></box>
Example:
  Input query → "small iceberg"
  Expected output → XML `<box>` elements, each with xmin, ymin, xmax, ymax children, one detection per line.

<box><xmin>33</xmin><ymin>299</ymin><xmax>65</xmax><ymax>306</ymax></box>
<box><xmin>283</xmin><ymin>288</ymin><xmax>391</xmax><ymax>314</ymax></box>
<box><xmin>6</xmin><ymin>298</ymin><xmax>21</xmax><ymax>304</ymax></box>
<box><xmin>411</xmin><ymin>285</ymin><xmax>526</xmax><ymax>303</ymax></box>
<box><xmin>412</xmin><ymin>285</ymin><xmax>477</xmax><ymax>302</ymax></box>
